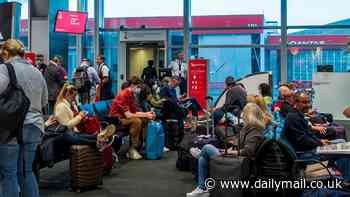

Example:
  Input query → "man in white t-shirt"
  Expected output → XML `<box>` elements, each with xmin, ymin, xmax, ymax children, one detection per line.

<box><xmin>96</xmin><ymin>54</ymin><xmax>113</xmax><ymax>101</ymax></box>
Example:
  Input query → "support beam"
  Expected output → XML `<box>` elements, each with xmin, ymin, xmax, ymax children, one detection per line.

<box><xmin>280</xmin><ymin>0</ymin><xmax>288</xmax><ymax>83</ymax></box>
<box><xmin>94</xmin><ymin>0</ymin><xmax>103</xmax><ymax>61</ymax></box>
<box><xmin>76</xmin><ymin>0</ymin><xmax>88</xmax><ymax>68</ymax></box>
<box><xmin>183</xmin><ymin>0</ymin><xmax>191</xmax><ymax>63</ymax></box>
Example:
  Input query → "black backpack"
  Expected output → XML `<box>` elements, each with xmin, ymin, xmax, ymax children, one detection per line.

<box><xmin>0</xmin><ymin>63</ymin><xmax>31</xmax><ymax>143</ymax></box>
<box><xmin>250</xmin><ymin>135</ymin><xmax>301</xmax><ymax>197</ymax></box>
<box><xmin>73</xmin><ymin>66</ymin><xmax>91</xmax><ymax>91</ymax></box>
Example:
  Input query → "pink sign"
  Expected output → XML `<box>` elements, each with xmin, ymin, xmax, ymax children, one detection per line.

<box><xmin>54</xmin><ymin>10</ymin><xmax>87</xmax><ymax>34</ymax></box>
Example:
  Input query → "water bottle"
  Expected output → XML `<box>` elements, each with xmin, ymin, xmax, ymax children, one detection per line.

<box><xmin>122</xmin><ymin>136</ymin><xmax>129</xmax><ymax>146</ymax></box>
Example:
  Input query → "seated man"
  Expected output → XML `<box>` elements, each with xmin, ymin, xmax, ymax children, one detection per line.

<box><xmin>109</xmin><ymin>77</ymin><xmax>156</xmax><ymax>160</ymax></box>
<box><xmin>212</xmin><ymin>76</ymin><xmax>247</xmax><ymax>126</ymax></box>
<box><xmin>159</xmin><ymin>76</ymin><xmax>202</xmax><ymax>129</ymax></box>
<box><xmin>284</xmin><ymin>92</ymin><xmax>331</xmax><ymax>152</ymax></box>
<box><xmin>273</xmin><ymin>85</ymin><xmax>296</xmax><ymax>119</ymax></box>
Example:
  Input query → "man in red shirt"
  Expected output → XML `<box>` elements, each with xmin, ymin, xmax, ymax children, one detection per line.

<box><xmin>109</xmin><ymin>77</ymin><xmax>155</xmax><ymax>160</ymax></box>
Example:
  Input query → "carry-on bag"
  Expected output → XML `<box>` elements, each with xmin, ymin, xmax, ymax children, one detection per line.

<box><xmin>209</xmin><ymin>115</ymin><xmax>250</xmax><ymax>197</ymax></box>
<box><xmin>146</xmin><ymin>121</ymin><xmax>165</xmax><ymax>160</ymax></box>
<box><xmin>70</xmin><ymin>145</ymin><xmax>104</xmax><ymax>192</ymax></box>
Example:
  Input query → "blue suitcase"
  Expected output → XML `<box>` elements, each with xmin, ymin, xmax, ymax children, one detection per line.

<box><xmin>146</xmin><ymin>121</ymin><xmax>165</xmax><ymax>160</ymax></box>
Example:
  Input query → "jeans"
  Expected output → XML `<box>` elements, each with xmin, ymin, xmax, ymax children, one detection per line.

<box><xmin>198</xmin><ymin>144</ymin><xmax>220</xmax><ymax>190</ymax></box>
<box><xmin>60</xmin><ymin>131</ymin><xmax>97</xmax><ymax>146</ymax></box>
<box><xmin>18</xmin><ymin>124</ymin><xmax>42</xmax><ymax>197</ymax></box>
<box><xmin>0</xmin><ymin>144</ymin><xmax>20</xmax><ymax>197</ymax></box>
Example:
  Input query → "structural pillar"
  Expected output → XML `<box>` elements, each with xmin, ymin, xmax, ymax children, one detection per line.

<box><xmin>76</xmin><ymin>0</ymin><xmax>88</xmax><ymax>67</ymax></box>
<box><xmin>280</xmin><ymin>0</ymin><xmax>288</xmax><ymax>83</ymax></box>
<box><xmin>183</xmin><ymin>0</ymin><xmax>191</xmax><ymax>63</ymax></box>
<box><xmin>93</xmin><ymin>0</ymin><xmax>104</xmax><ymax>61</ymax></box>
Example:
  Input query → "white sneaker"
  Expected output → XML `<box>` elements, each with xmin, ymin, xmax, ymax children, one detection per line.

<box><xmin>186</xmin><ymin>187</ymin><xmax>209</xmax><ymax>197</ymax></box>
<box><xmin>163</xmin><ymin>147</ymin><xmax>170</xmax><ymax>152</ymax></box>
<box><xmin>190</xmin><ymin>147</ymin><xmax>201</xmax><ymax>159</ymax></box>
<box><xmin>129</xmin><ymin>148</ymin><xmax>143</xmax><ymax>160</ymax></box>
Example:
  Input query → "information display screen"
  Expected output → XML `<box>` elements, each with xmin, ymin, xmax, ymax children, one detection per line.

<box><xmin>54</xmin><ymin>10</ymin><xmax>88</xmax><ymax>34</ymax></box>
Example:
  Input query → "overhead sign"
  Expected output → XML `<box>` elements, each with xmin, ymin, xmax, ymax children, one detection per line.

<box><xmin>54</xmin><ymin>10</ymin><xmax>88</xmax><ymax>34</ymax></box>
<box><xmin>268</xmin><ymin>35</ymin><xmax>350</xmax><ymax>45</ymax></box>
<box><xmin>188</xmin><ymin>59</ymin><xmax>209</xmax><ymax>110</ymax></box>
<box><xmin>120</xmin><ymin>30</ymin><xmax>167</xmax><ymax>42</ymax></box>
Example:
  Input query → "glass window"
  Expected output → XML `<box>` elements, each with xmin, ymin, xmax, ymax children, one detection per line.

<box><xmin>287</xmin><ymin>0</ymin><xmax>350</xmax><ymax>26</ymax></box>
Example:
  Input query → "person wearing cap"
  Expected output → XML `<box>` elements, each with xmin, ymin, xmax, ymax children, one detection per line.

<box><xmin>0</xmin><ymin>39</ymin><xmax>48</xmax><ymax>197</ymax></box>
<box><xmin>212</xmin><ymin>76</ymin><xmax>247</xmax><ymax>126</ymax></box>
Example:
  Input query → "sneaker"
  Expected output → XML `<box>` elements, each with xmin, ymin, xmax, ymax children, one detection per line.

<box><xmin>163</xmin><ymin>147</ymin><xmax>170</xmax><ymax>152</ymax></box>
<box><xmin>97</xmin><ymin>124</ymin><xmax>116</xmax><ymax>143</ymax></box>
<box><xmin>190</xmin><ymin>147</ymin><xmax>201</xmax><ymax>159</ymax></box>
<box><xmin>98</xmin><ymin>135</ymin><xmax>115</xmax><ymax>152</ymax></box>
<box><xmin>129</xmin><ymin>148</ymin><xmax>143</xmax><ymax>160</ymax></box>
<box><xmin>186</xmin><ymin>187</ymin><xmax>209</xmax><ymax>197</ymax></box>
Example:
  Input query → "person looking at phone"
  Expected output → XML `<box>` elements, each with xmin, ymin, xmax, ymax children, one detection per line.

<box><xmin>109</xmin><ymin>76</ymin><xmax>156</xmax><ymax>160</ymax></box>
<box><xmin>54</xmin><ymin>83</ymin><xmax>115</xmax><ymax>151</ymax></box>
<box><xmin>186</xmin><ymin>103</ymin><xmax>265</xmax><ymax>197</ymax></box>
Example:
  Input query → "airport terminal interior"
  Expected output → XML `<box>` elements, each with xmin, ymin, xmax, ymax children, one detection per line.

<box><xmin>0</xmin><ymin>0</ymin><xmax>350</xmax><ymax>197</ymax></box>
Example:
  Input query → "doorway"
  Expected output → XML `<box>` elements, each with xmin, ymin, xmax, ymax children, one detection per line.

<box><xmin>126</xmin><ymin>41</ymin><xmax>165</xmax><ymax>79</ymax></box>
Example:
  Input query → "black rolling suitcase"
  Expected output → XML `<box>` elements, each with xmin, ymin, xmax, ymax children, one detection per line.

<box><xmin>209</xmin><ymin>116</ymin><xmax>250</xmax><ymax>197</ymax></box>
<box><xmin>166</xmin><ymin>119</ymin><xmax>184</xmax><ymax>150</ymax></box>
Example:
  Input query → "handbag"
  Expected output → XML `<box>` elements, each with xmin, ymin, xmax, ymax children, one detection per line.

<box><xmin>79</xmin><ymin>116</ymin><xmax>101</xmax><ymax>135</ymax></box>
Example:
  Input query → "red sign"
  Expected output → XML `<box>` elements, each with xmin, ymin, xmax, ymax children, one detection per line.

<box><xmin>268</xmin><ymin>35</ymin><xmax>350</xmax><ymax>45</ymax></box>
<box><xmin>54</xmin><ymin>10</ymin><xmax>88</xmax><ymax>34</ymax></box>
<box><xmin>24</xmin><ymin>52</ymin><xmax>35</xmax><ymax>65</ymax></box>
<box><xmin>188</xmin><ymin>59</ymin><xmax>209</xmax><ymax>110</ymax></box>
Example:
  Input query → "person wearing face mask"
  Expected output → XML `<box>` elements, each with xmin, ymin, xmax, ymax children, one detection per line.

<box><xmin>0</xmin><ymin>39</ymin><xmax>48</xmax><ymax>197</ymax></box>
<box><xmin>109</xmin><ymin>76</ymin><xmax>156</xmax><ymax>160</ymax></box>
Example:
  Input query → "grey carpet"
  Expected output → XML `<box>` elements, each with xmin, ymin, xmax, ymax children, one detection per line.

<box><xmin>40</xmin><ymin>151</ymin><xmax>195</xmax><ymax>197</ymax></box>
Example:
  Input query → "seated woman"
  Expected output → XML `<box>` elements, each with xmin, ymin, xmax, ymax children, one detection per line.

<box><xmin>54</xmin><ymin>83</ymin><xmax>116</xmax><ymax>151</ymax></box>
<box><xmin>186</xmin><ymin>103</ymin><xmax>265</xmax><ymax>197</ymax></box>
<box><xmin>246</xmin><ymin>95</ymin><xmax>273</xmax><ymax>126</ymax></box>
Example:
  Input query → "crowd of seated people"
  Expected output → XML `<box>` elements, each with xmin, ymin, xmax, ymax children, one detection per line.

<box><xmin>185</xmin><ymin>81</ymin><xmax>350</xmax><ymax>197</ymax></box>
<box><xmin>31</xmin><ymin>66</ymin><xmax>350</xmax><ymax>196</ymax></box>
